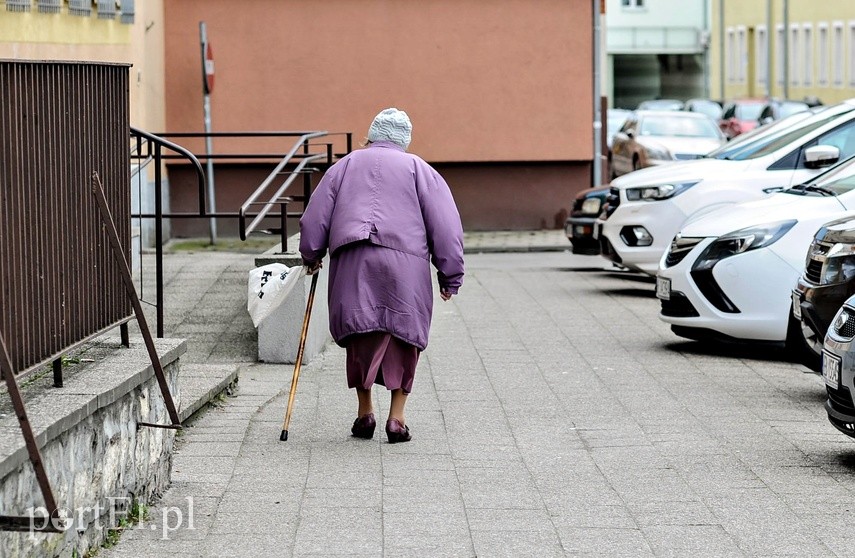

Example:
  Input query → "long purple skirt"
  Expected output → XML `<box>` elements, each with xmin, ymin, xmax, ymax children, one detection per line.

<box><xmin>345</xmin><ymin>332</ymin><xmax>420</xmax><ymax>394</ymax></box>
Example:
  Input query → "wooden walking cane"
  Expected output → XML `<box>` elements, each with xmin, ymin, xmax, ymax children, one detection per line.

<box><xmin>280</xmin><ymin>271</ymin><xmax>320</xmax><ymax>441</ymax></box>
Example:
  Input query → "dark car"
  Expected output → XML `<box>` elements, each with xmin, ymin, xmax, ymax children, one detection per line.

<box><xmin>793</xmin><ymin>214</ymin><xmax>855</xmax><ymax>371</ymax></box>
<box><xmin>564</xmin><ymin>186</ymin><xmax>609</xmax><ymax>255</ymax></box>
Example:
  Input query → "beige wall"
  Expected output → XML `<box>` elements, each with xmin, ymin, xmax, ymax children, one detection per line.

<box><xmin>164</xmin><ymin>0</ymin><xmax>594</xmax><ymax>164</ymax></box>
<box><xmin>0</xmin><ymin>1</ymin><xmax>166</xmax><ymax>132</ymax></box>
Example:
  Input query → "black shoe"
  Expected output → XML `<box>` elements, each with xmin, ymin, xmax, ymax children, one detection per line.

<box><xmin>385</xmin><ymin>418</ymin><xmax>412</xmax><ymax>443</ymax></box>
<box><xmin>351</xmin><ymin>413</ymin><xmax>376</xmax><ymax>439</ymax></box>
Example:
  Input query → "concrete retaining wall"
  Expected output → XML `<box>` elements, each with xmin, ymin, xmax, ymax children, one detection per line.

<box><xmin>0</xmin><ymin>339</ymin><xmax>185</xmax><ymax>558</ymax></box>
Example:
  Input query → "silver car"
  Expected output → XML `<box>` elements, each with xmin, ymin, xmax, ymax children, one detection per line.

<box><xmin>822</xmin><ymin>295</ymin><xmax>855</xmax><ymax>437</ymax></box>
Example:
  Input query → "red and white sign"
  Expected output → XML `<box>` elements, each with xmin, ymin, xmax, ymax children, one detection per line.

<box><xmin>203</xmin><ymin>42</ymin><xmax>215</xmax><ymax>94</ymax></box>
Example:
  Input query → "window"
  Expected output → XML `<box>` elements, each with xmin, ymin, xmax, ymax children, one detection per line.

<box><xmin>848</xmin><ymin>22</ymin><xmax>855</xmax><ymax>86</ymax></box>
<box><xmin>776</xmin><ymin>24</ymin><xmax>786</xmax><ymax>85</ymax></box>
<box><xmin>803</xmin><ymin>24</ymin><xmax>813</xmax><ymax>87</ymax></box>
<box><xmin>790</xmin><ymin>24</ymin><xmax>800</xmax><ymax>86</ymax></box>
<box><xmin>756</xmin><ymin>25</ymin><xmax>768</xmax><ymax>86</ymax></box>
<box><xmin>69</xmin><ymin>0</ymin><xmax>91</xmax><ymax>16</ymax></box>
<box><xmin>37</xmin><ymin>0</ymin><xmax>60</xmax><ymax>13</ymax></box>
<box><xmin>621</xmin><ymin>0</ymin><xmax>644</xmax><ymax>9</ymax></box>
<box><xmin>834</xmin><ymin>22</ymin><xmax>844</xmax><ymax>86</ymax></box>
<box><xmin>737</xmin><ymin>26</ymin><xmax>747</xmax><ymax>83</ymax></box>
<box><xmin>6</xmin><ymin>0</ymin><xmax>31</xmax><ymax>11</ymax></box>
<box><xmin>818</xmin><ymin>23</ymin><xmax>829</xmax><ymax>86</ymax></box>
<box><xmin>726</xmin><ymin>27</ymin><xmax>736</xmax><ymax>83</ymax></box>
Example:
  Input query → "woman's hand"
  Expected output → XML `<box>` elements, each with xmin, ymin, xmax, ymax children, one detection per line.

<box><xmin>305</xmin><ymin>260</ymin><xmax>323</xmax><ymax>275</ymax></box>
<box><xmin>440</xmin><ymin>290</ymin><xmax>453</xmax><ymax>301</ymax></box>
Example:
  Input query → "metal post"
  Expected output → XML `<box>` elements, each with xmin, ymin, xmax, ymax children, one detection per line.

<box><xmin>703</xmin><ymin>0</ymin><xmax>711</xmax><ymax>98</ymax></box>
<box><xmin>120</xmin><ymin>322</ymin><xmax>130</xmax><ymax>348</ymax></box>
<box><xmin>767</xmin><ymin>0</ymin><xmax>773</xmax><ymax>97</ymax></box>
<box><xmin>200</xmin><ymin>22</ymin><xmax>217</xmax><ymax>245</ymax></box>
<box><xmin>154</xmin><ymin>144</ymin><xmax>164</xmax><ymax>339</ymax></box>
<box><xmin>592</xmin><ymin>0</ymin><xmax>602</xmax><ymax>187</ymax></box>
<box><xmin>52</xmin><ymin>358</ymin><xmax>62</xmax><ymax>388</ymax></box>
<box><xmin>203</xmin><ymin>99</ymin><xmax>217</xmax><ymax>245</ymax></box>
<box><xmin>719</xmin><ymin>0</ymin><xmax>725</xmax><ymax>100</ymax></box>
<box><xmin>783</xmin><ymin>0</ymin><xmax>789</xmax><ymax>99</ymax></box>
<box><xmin>91</xmin><ymin>173</ymin><xmax>182</xmax><ymax>427</ymax></box>
<box><xmin>280</xmin><ymin>201</ymin><xmax>288</xmax><ymax>252</ymax></box>
<box><xmin>0</xmin><ymin>333</ymin><xmax>60</xmax><ymax>530</ymax></box>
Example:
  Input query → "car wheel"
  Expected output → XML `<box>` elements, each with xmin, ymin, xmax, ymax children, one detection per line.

<box><xmin>786</xmin><ymin>315</ymin><xmax>822</xmax><ymax>372</ymax></box>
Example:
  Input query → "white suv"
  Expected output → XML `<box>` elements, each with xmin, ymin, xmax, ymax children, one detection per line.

<box><xmin>597</xmin><ymin>101</ymin><xmax>855</xmax><ymax>275</ymax></box>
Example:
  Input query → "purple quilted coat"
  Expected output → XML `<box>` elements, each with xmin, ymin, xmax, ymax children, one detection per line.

<box><xmin>299</xmin><ymin>141</ymin><xmax>464</xmax><ymax>350</ymax></box>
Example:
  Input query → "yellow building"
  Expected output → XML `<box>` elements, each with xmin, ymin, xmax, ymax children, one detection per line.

<box><xmin>0</xmin><ymin>0</ymin><xmax>166</xmax><ymax>131</ymax></box>
<box><xmin>712</xmin><ymin>0</ymin><xmax>855</xmax><ymax>104</ymax></box>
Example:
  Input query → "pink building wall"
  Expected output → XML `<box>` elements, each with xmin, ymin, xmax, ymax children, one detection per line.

<box><xmin>164</xmin><ymin>0</ymin><xmax>594</xmax><ymax>232</ymax></box>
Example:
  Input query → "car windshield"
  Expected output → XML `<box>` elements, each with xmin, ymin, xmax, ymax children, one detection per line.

<box><xmin>735</xmin><ymin>103</ymin><xmax>764</xmax><ymax>120</ymax></box>
<box><xmin>710</xmin><ymin>104</ymin><xmax>855</xmax><ymax>161</ymax></box>
<box><xmin>639</xmin><ymin>115</ymin><xmax>720</xmax><ymax>138</ymax></box>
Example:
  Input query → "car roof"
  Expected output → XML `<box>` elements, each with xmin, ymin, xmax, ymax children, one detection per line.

<box><xmin>633</xmin><ymin>110</ymin><xmax>712</xmax><ymax>119</ymax></box>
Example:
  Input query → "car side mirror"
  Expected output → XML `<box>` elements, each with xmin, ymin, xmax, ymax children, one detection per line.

<box><xmin>805</xmin><ymin>145</ymin><xmax>841</xmax><ymax>169</ymax></box>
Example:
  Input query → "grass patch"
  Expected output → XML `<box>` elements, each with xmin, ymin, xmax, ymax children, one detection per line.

<box><xmin>167</xmin><ymin>236</ymin><xmax>280</xmax><ymax>254</ymax></box>
<box><xmin>101</xmin><ymin>499</ymin><xmax>150</xmax><ymax>550</ymax></box>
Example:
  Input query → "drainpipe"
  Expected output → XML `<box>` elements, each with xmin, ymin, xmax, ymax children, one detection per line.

<box><xmin>593</xmin><ymin>0</ymin><xmax>602</xmax><ymax>187</ymax></box>
<box><xmin>783</xmin><ymin>0</ymin><xmax>789</xmax><ymax>99</ymax></box>
<box><xmin>767</xmin><ymin>0</ymin><xmax>773</xmax><ymax>97</ymax></box>
<box><xmin>703</xmin><ymin>0</ymin><xmax>710</xmax><ymax>98</ymax></box>
<box><xmin>719</xmin><ymin>0</ymin><xmax>725</xmax><ymax>100</ymax></box>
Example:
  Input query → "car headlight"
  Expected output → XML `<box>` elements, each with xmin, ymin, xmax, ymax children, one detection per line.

<box><xmin>822</xmin><ymin>243</ymin><xmax>855</xmax><ymax>285</ymax></box>
<box><xmin>692</xmin><ymin>219</ymin><xmax>798</xmax><ymax>271</ymax></box>
<box><xmin>580</xmin><ymin>197</ymin><xmax>602</xmax><ymax>214</ymax></box>
<box><xmin>625</xmin><ymin>181</ymin><xmax>698</xmax><ymax>202</ymax></box>
<box><xmin>643</xmin><ymin>145</ymin><xmax>672</xmax><ymax>161</ymax></box>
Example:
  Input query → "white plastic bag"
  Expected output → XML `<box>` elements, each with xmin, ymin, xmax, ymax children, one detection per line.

<box><xmin>246</xmin><ymin>263</ymin><xmax>306</xmax><ymax>327</ymax></box>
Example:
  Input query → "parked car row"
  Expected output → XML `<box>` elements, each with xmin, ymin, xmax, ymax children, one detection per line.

<box><xmin>566</xmin><ymin>98</ymin><xmax>855</xmax><ymax>440</ymax></box>
<box><xmin>607</xmin><ymin>97</ymin><xmax>816</xmax><ymax>180</ymax></box>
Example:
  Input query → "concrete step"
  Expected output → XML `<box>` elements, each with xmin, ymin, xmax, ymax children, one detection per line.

<box><xmin>178</xmin><ymin>363</ymin><xmax>240</xmax><ymax>423</ymax></box>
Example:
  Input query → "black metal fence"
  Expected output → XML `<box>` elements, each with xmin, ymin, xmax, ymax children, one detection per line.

<box><xmin>0</xmin><ymin>59</ymin><xmax>132</xmax><ymax>379</ymax></box>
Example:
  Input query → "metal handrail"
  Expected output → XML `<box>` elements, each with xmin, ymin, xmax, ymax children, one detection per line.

<box><xmin>128</xmin><ymin>127</ymin><xmax>207</xmax><ymax>338</ymax></box>
<box><xmin>130</xmin><ymin>127</ymin><xmax>208</xmax><ymax>214</ymax></box>
<box><xmin>128</xmin><ymin>129</ymin><xmax>352</xmax><ymax>336</ymax></box>
<box><xmin>238</xmin><ymin>131</ymin><xmax>330</xmax><ymax>240</ymax></box>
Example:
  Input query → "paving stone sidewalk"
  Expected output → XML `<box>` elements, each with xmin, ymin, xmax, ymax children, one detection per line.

<box><xmin>103</xmin><ymin>234</ymin><xmax>855</xmax><ymax>557</ymax></box>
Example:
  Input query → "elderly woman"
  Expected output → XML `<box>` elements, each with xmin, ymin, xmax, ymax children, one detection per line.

<box><xmin>299</xmin><ymin>108</ymin><xmax>464</xmax><ymax>443</ymax></box>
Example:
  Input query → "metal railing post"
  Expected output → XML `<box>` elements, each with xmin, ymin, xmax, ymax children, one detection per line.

<box><xmin>154</xmin><ymin>143</ymin><xmax>164</xmax><ymax>338</ymax></box>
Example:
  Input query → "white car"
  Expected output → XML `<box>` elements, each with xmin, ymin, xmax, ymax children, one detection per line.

<box><xmin>598</xmin><ymin>100</ymin><xmax>855</xmax><ymax>275</ymax></box>
<box><xmin>656</xmin><ymin>156</ymin><xmax>855</xmax><ymax>356</ymax></box>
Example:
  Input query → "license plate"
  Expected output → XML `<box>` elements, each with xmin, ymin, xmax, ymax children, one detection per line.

<box><xmin>791</xmin><ymin>291</ymin><xmax>802</xmax><ymax>321</ymax></box>
<box><xmin>656</xmin><ymin>276</ymin><xmax>671</xmax><ymax>300</ymax></box>
<box><xmin>823</xmin><ymin>351</ymin><xmax>841</xmax><ymax>389</ymax></box>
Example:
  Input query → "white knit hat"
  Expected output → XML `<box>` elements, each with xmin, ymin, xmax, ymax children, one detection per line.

<box><xmin>367</xmin><ymin>108</ymin><xmax>412</xmax><ymax>150</ymax></box>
